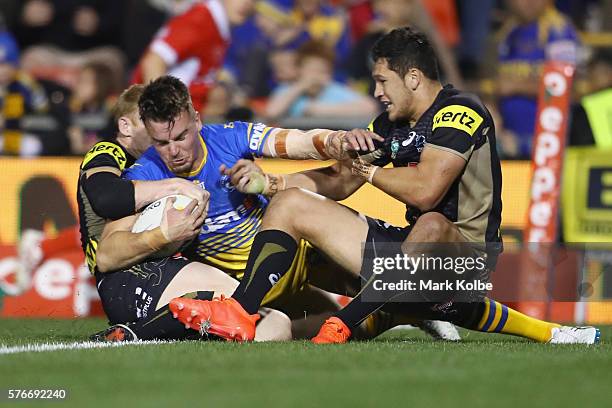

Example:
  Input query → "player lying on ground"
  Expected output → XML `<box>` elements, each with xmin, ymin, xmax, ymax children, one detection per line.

<box><xmin>66</xmin><ymin>83</ymin><xmax>289</xmax><ymax>342</ymax></box>
<box><xmin>99</xmin><ymin>75</ymin><xmax>458</xmax><ymax>341</ymax></box>
<box><xmin>92</xmin><ymin>193</ymin><xmax>291</xmax><ymax>342</ymax></box>
<box><xmin>168</xmin><ymin>27</ymin><xmax>600</xmax><ymax>345</ymax></box>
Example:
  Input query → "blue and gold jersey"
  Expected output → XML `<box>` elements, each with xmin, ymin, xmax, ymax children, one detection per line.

<box><xmin>123</xmin><ymin>121</ymin><xmax>276</xmax><ymax>274</ymax></box>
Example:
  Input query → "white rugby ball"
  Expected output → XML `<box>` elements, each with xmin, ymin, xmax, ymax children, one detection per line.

<box><xmin>132</xmin><ymin>194</ymin><xmax>195</xmax><ymax>233</ymax></box>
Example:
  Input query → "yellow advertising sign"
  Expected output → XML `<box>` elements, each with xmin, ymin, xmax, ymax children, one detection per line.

<box><xmin>0</xmin><ymin>158</ymin><xmax>532</xmax><ymax>245</ymax></box>
<box><xmin>563</xmin><ymin>147</ymin><xmax>612</xmax><ymax>242</ymax></box>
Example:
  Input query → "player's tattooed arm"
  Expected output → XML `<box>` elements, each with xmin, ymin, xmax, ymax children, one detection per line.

<box><xmin>221</xmin><ymin>159</ymin><xmax>364</xmax><ymax>200</ymax></box>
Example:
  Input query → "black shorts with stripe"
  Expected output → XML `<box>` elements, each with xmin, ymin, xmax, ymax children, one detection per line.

<box><xmin>95</xmin><ymin>256</ymin><xmax>192</xmax><ymax>324</ymax></box>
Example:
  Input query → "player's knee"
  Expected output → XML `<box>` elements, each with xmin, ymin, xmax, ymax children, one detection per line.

<box><xmin>267</xmin><ymin>188</ymin><xmax>309</xmax><ymax>221</ymax></box>
<box><xmin>413</xmin><ymin>212</ymin><xmax>449</xmax><ymax>241</ymax></box>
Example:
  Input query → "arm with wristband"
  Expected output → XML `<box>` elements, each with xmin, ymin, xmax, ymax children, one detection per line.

<box><xmin>222</xmin><ymin>124</ymin><xmax>385</xmax><ymax>200</ymax></box>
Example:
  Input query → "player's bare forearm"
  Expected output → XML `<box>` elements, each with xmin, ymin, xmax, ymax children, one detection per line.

<box><xmin>133</xmin><ymin>179</ymin><xmax>207</xmax><ymax>211</ymax></box>
<box><xmin>96</xmin><ymin>230</ymin><xmax>166</xmax><ymax>273</ymax></box>
<box><xmin>355</xmin><ymin>147</ymin><xmax>466</xmax><ymax>211</ymax></box>
<box><xmin>370</xmin><ymin>166</ymin><xmax>436</xmax><ymax>210</ymax></box>
<box><xmin>96</xmin><ymin>216</ymin><xmax>168</xmax><ymax>273</ymax></box>
<box><xmin>285</xmin><ymin>163</ymin><xmax>365</xmax><ymax>200</ymax></box>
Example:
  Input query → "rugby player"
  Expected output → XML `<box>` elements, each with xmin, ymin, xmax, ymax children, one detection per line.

<box><xmin>78</xmin><ymin>84</ymin><xmax>289</xmax><ymax>342</ymax></box>
<box><xmin>170</xmin><ymin>27</ymin><xmax>600</xmax><ymax>345</ymax></box>
<box><xmin>105</xmin><ymin>75</ymin><xmax>455</xmax><ymax>341</ymax></box>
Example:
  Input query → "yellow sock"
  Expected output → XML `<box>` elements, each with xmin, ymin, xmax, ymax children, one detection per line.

<box><xmin>477</xmin><ymin>298</ymin><xmax>560</xmax><ymax>343</ymax></box>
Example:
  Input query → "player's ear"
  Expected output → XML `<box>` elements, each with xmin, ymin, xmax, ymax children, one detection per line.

<box><xmin>404</xmin><ymin>68</ymin><xmax>421</xmax><ymax>91</ymax></box>
<box><xmin>118</xmin><ymin>116</ymin><xmax>132</xmax><ymax>137</ymax></box>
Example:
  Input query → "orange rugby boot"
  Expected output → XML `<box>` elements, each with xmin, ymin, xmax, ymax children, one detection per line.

<box><xmin>311</xmin><ymin>317</ymin><xmax>352</xmax><ymax>344</ymax></box>
<box><xmin>169</xmin><ymin>296</ymin><xmax>259</xmax><ymax>341</ymax></box>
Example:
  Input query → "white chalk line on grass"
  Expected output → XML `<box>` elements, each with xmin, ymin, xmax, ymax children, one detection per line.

<box><xmin>0</xmin><ymin>340</ymin><xmax>175</xmax><ymax>355</ymax></box>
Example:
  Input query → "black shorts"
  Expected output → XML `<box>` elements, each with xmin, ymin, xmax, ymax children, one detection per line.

<box><xmin>95</xmin><ymin>256</ymin><xmax>191</xmax><ymax>325</ymax></box>
<box><xmin>361</xmin><ymin>216</ymin><xmax>412</xmax><ymax>276</ymax></box>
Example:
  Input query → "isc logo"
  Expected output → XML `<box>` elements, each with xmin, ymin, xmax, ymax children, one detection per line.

<box><xmin>432</xmin><ymin>105</ymin><xmax>483</xmax><ymax>136</ymax></box>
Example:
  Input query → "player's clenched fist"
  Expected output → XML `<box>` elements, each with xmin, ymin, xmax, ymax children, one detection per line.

<box><xmin>220</xmin><ymin>160</ymin><xmax>286</xmax><ymax>196</ymax></box>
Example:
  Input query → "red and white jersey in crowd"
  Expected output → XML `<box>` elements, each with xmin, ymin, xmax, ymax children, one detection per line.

<box><xmin>131</xmin><ymin>0</ymin><xmax>230</xmax><ymax>111</ymax></box>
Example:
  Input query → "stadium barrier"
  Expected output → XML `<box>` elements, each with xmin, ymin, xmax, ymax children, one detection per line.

<box><xmin>0</xmin><ymin>157</ymin><xmax>610</xmax><ymax>323</ymax></box>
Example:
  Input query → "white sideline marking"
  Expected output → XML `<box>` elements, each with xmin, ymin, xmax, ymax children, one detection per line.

<box><xmin>0</xmin><ymin>340</ymin><xmax>174</xmax><ymax>355</ymax></box>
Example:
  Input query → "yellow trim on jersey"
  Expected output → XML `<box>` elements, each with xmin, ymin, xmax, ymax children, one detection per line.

<box><xmin>81</xmin><ymin>142</ymin><xmax>128</xmax><ymax>171</ymax></box>
<box><xmin>432</xmin><ymin>105</ymin><xmax>483</xmax><ymax>136</ymax></box>
<box><xmin>177</xmin><ymin>136</ymin><xmax>208</xmax><ymax>178</ymax></box>
<box><xmin>200</xmin><ymin>217</ymin><xmax>261</xmax><ymax>256</ymax></box>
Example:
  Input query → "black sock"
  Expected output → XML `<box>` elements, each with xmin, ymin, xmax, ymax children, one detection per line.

<box><xmin>232</xmin><ymin>229</ymin><xmax>298</xmax><ymax>314</ymax></box>
<box><xmin>446</xmin><ymin>301</ymin><xmax>487</xmax><ymax>330</ymax></box>
<box><xmin>335</xmin><ymin>294</ymin><xmax>385</xmax><ymax>330</ymax></box>
<box><xmin>334</xmin><ymin>258</ymin><xmax>387</xmax><ymax>329</ymax></box>
<box><xmin>129</xmin><ymin>291</ymin><xmax>213</xmax><ymax>340</ymax></box>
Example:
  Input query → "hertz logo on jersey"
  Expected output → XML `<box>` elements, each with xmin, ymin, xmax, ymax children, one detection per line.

<box><xmin>432</xmin><ymin>105</ymin><xmax>483</xmax><ymax>136</ymax></box>
<box><xmin>81</xmin><ymin>142</ymin><xmax>128</xmax><ymax>170</ymax></box>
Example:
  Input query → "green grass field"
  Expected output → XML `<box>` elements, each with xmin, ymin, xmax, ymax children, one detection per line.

<box><xmin>0</xmin><ymin>318</ymin><xmax>610</xmax><ymax>408</ymax></box>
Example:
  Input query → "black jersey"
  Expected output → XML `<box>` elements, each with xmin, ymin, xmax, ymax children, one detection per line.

<box><xmin>77</xmin><ymin>141</ymin><xmax>135</xmax><ymax>273</ymax></box>
<box><xmin>369</xmin><ymin>85</ymin><xmax>502</xmax><ymax>243</ymax></box>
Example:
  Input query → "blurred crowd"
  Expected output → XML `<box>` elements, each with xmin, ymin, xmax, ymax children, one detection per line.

<box><xmin>0</xmin><ymin>0</ymin><xmax>610</xmax><ymax>159</ymax></box>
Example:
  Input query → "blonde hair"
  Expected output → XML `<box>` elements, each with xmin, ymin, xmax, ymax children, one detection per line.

<box><xmin>111</xmin><ymin>84</ymin><xmax>145</xmax><ymax>122</ymax></box>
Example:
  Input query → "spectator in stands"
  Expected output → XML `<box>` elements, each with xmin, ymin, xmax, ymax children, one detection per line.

<box><xmin>456</xmin><ymin>0</ymin><xmax>495</xmax><ymax>79</ymax></box>
<box><xmin>13</xmin><ymin>0</ymin><xmax>124</xmax><ymax>51</ymax></box>
<box><xmin>0</xmin><ymin>29</ymin><xmax>48</xmax><ymax>156</ymax></box>
<box><xmin>568</xmin><ymin>49</ymin><xmax>612</xmax><ymax>147</ymax></box>
<box><xmin>497</xmin><ymin>0</ymin><xmax>580</xmax><ymax>158</ymax></box>
<box><xmin>132</xmin><ymin>0</ymin><xmax>255</xmax><ymax>111</ymax></box>
<box><xmin>255</xmin><ymin>0</ymin><xmax>352</xmax><ymax>76</ymax></box>
<box><xmin>269</xmin><ymin>47</ymin><xmax>299</xmax><ymax>85</ymax></box>
<box><xmin>67</xmin><ymin>61</ymin><xmax>117</xmax><ymax>154</ymax></box>
<box><xmin>346</xmin><ymin>0</ymin><xmax>462</xmax><ymax>94</ymax></box>
<box><xmin>265</xmin><ymin>40</ymin><xmax>378</xmax><ymax>121</ymax></box>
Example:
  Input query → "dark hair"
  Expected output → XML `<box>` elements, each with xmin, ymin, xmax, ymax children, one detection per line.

<box><xmin>138</xmin><ymin>75</ymin><xmax>194</xmax><ymax>127</ymax></box>
<box><xmin>371</xmin><ymin>26</ymin><xmax>439</xmax><ymax>81</ymax></box>
<box><xmin>297</xmin><ymin>40</ymin><xmax>335</xmax><ymax>66</ymax></box>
